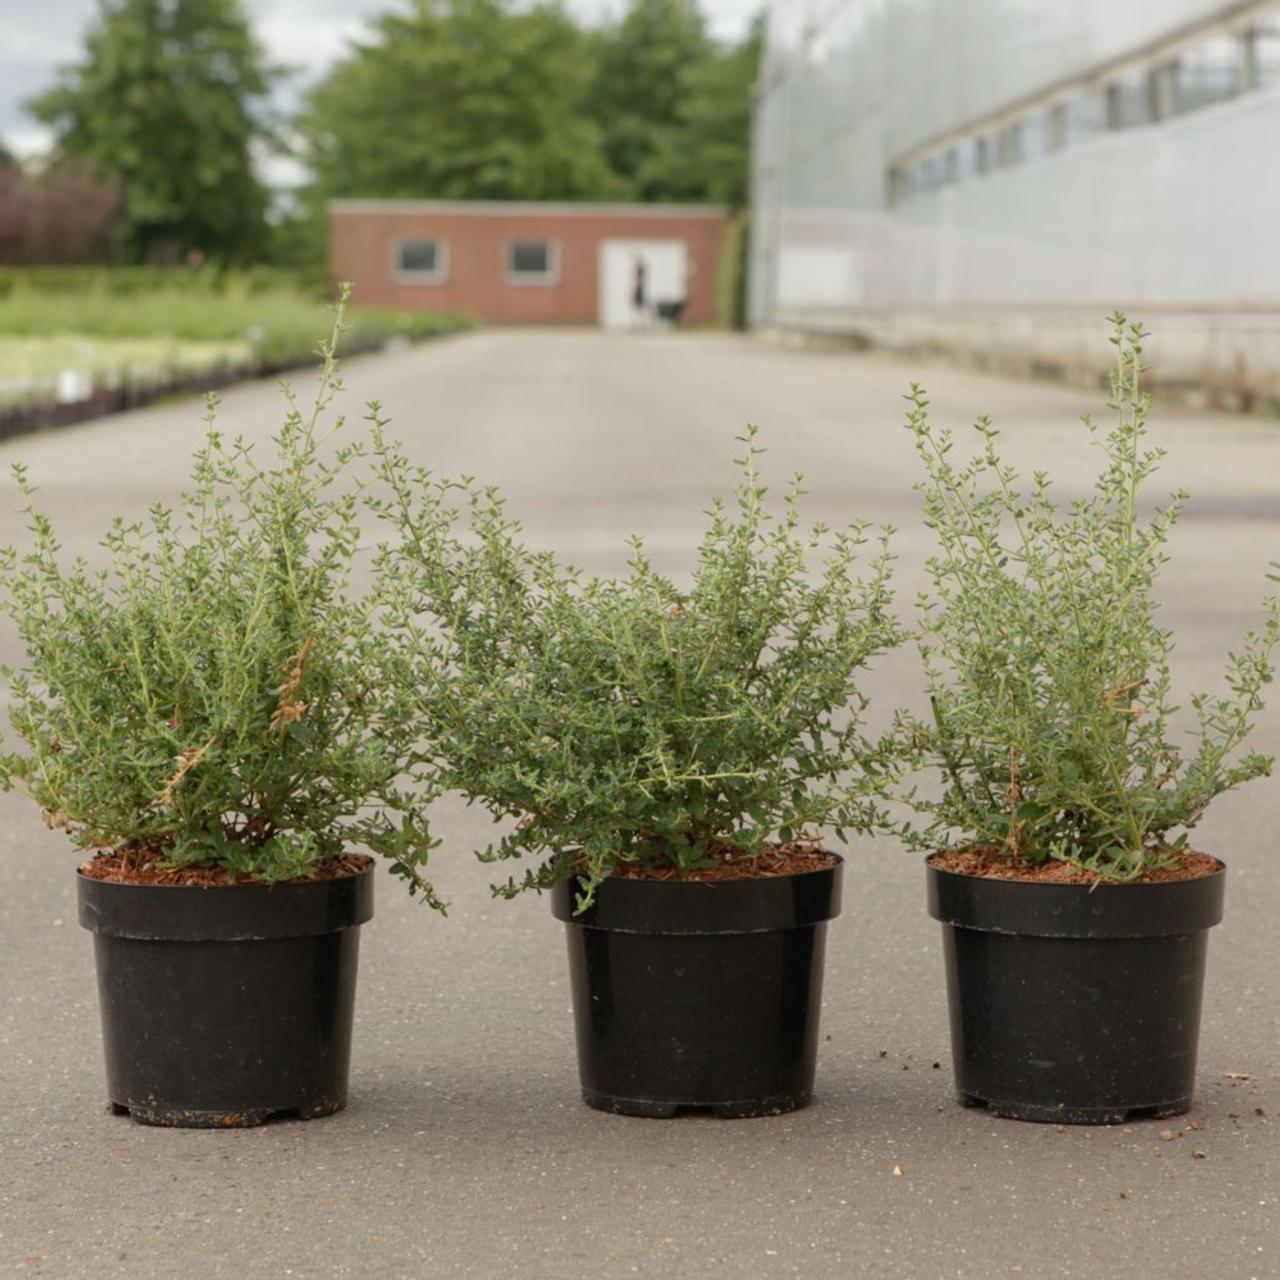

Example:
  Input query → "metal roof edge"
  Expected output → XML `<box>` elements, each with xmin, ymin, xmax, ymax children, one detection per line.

<box><xmin>329</xmin><ymin>199</ymin><xmax>732</xmax><ymax>219</ymax></box>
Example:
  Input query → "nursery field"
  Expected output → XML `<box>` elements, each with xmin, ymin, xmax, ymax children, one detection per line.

<box><xmin>0</xmin><ymin>268</ymin><xmax>472</xmax><ymax>423</ymax></box>
<box><xmin>1</xmin><ymin>329</ymin><xmax>1278</xmax><ymax>1279</ymax></box>
<box><xmin>0</xmin><ymin>333</ymin><xmax>251</xmax><ymax>405</ymax></box>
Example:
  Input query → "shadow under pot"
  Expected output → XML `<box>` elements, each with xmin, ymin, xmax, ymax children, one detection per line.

<box><xmin>551</xmin><ymin>855</ymin><xmax>842</xmax><ymax>1119</ymax></box>
<box><xmin>77</xmin><ymin>860</ymin><xmax>374</xmax><ymax>1128</ymax></box>
<box><xmin>926</xmin><ymin>855</ymin><xmax>1225</xmax><ymax>1125</ymax></box>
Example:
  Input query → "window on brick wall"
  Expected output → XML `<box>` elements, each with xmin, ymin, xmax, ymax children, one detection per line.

<box><xmin>394</xmin><ymin>238</ymin><xmax>447</xmax><ymax>282</ymax></box>
<box><xmin>506</xmin><ymin>240</ymin><xmax>559</xmax><ymax>285</ymax></box>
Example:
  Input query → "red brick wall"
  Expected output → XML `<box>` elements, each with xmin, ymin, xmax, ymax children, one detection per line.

<box><xmin>329</xmin><ymin>202</ymin><xmax>729</xmax><ymax>325</ymax></box>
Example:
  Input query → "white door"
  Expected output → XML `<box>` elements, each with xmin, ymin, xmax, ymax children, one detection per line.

<box><xmin>598</xmin><ymin>239</ymin><xmax>688</xmax><ymax>329</ymax></box>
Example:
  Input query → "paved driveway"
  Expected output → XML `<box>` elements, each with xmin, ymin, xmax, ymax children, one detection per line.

<box><xmin>2</xmin><ymin>329</ymin><xmax>1278</xmax><ymax>1279</ymax></box>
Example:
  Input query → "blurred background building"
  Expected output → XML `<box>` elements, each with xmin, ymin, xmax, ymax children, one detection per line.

<box><xmin>329</xmin><ymin>200</ymin><xmax>728</xmax><ymax>327</ymax></box>
<box><xmin>750</xmin><ymin>0</ymin><xmax>1280</xmax><ymax>403</ymax></box>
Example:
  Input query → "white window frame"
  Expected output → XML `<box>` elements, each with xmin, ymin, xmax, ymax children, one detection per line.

<box><xmin>505</xmin><ymin>238</ymin><xmax>560</xmax><ymax>286</ymax></box>
<box><xmin>393</xmin><ymin>237</ymin><xmax>448</xmax><ymax>284</ymax></box>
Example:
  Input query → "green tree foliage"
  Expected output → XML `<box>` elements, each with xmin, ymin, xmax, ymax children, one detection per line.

<box><xmin>588</xmin><ymin>0</ymin><xmax>713</xmax><ymax>200</ymax></box>
<box><xmin>904</xmin><ymin>316</ymin><xmax>1280</xmax><ymax>879</ymax></box>
<box><xmin>300</xmin><ymin>0</ymin><xmax>622</xmax><ymax>203</ymax></box>
<box><xmin>373</xmin><ymin>427</ymin><xmax>906</xmax><ymax>908</ymax></box>
<box><xmin>27</xmin><ymin>0</ymin><xmax>272</xmax><ymax>263</ymax></box>
<box><xmin>642</xmin><ymin>15</ymin><xmax>762</xmax><ymax>206</ymax></box>
<box><xmin>0</xmin><ymin>294</ymin><xmax>442</xmax><ymax>905</ymax></box>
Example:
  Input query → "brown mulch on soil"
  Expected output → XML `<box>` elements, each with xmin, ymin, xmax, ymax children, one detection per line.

<box><xmin>929</xmin><ymin>845</ymin><xmax>1222</xmax><ymax>884</ymax></box>
<box><xmin>610</xmin><ymin>840</ymin><xmax>839</xmax><ymax>883</ymax></box>
<box><xmin>78</xmin><ymin>848</ymin><xmax>373</xmax><ymax>886</ymax></box>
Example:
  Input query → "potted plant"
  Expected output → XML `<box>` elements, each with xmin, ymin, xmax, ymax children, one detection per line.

<box><xmin>902</xmin><ymin>315</ymin><xmax>1280</xmax><ymax>1124</ymax></box>
<box><xmin>0</xmin><ymin>293</ymin><xmax>442</xmax><ymax>1128</ymax></box>
<box><xmin>375</xmin><ymin>429</ymin><xmax>906</xmax><ymax>1117</ymax></box>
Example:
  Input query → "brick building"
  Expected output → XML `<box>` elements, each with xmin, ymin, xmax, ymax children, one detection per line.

<box><xmin>329</xmin><ymin>199</ymin><xmax>730</xmax><ymax>327</ymax></box>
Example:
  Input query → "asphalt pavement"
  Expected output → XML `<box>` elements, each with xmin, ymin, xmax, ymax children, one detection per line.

<box><xmin>1</xmin><ymin>327</ymin><xmax>1278</xmax><ymax>1279</ymax></box>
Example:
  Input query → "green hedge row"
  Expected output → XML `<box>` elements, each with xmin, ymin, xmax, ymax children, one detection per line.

<box><xmin>0</xmin><ymin>265</ymin><xmax>324</xmax><ymax>299</ymax></box>
<box><xmin>0</xmin><ymin>279</ymin><xmax>475</xmax><ymax>367</ymax></box>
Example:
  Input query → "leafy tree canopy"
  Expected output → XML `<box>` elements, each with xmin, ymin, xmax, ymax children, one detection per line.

<box><xmin>299</xmin><ymin>0</ymin><xmax>760</xmax><ymax>210</ymax></box>
<box><xmin>300</xmin><ymin>0</ymin><xmax>625</xmax><ymax>203</ymax></box>
<box><xmin>588</xmin><ymin>0</ymin><xmax>713</xmax><ymax>200</ymax></box>
<box><xmin>641</xmin><ymin>14</ymin><xmax>763</xmax><ymax>207</ymax></box>
<box><xmin>27</xmin><ymin>0</ymin><xmax>273</xmax><ymax>263</ymax></box>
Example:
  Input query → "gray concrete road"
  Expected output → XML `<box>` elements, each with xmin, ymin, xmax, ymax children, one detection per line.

<box><xmin>1</xmin><ymin>329</ymin><xmax>1278</xmax><ymax>1280</ymax></box>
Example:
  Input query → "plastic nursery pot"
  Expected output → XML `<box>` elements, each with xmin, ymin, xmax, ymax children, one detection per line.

<box><xmin>550</xmin><ymin>855</ymin><xmax>843</xmax><ymax>1119</ymax></box>
<box><xmin>926</xmin><ymin>855</ymin><xmax>1225</xmax><ymax>1126</ymax></box>
<box><xmin>77</xmin><ymin>859</ymin><xmax>374</xmax><ymax>1128</ymax></box>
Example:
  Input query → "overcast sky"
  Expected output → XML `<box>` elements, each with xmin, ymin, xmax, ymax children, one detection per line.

<box><xmin>0</xmin><ymin>0</ymin><xmax>761</xmax><ymax>160</ymax></box>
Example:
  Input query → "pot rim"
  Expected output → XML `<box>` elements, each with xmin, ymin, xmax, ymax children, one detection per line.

<box><xmin>78</xmin><ymin>857</ymin><xmax>375</xmax><ymax>942</ymax></box>
<box><xmin>925</xmin><ymin>852</ymin><xmax>1225</xmax><ymax>939</ymax></box>
<box><xmin>551</xmin><ymin>850</ymin><xmax>843</xmax><ymax>935</ymax></box>
<box><xmin>74</xmin><ymin>851</ymin><xmax>375</xmax><ymax>888</ymax></box>
<box><xmin>925</xmin><ymin>848</ymin><xmax>1225</xmax><ymax>885</ymax></box>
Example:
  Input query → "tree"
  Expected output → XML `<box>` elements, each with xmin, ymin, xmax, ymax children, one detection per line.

<box><xmin>299</xmin><ymin>0</ymin><xmax>622</xmax><ymax>203</ymax></box>
<box><xmin>642</xmin><ymin>17</ymin><xmax>762</xmax><ymax>207</ymax></box>
<box><xmin>588</xmin><ymin>0</ymin><xmax>712</xmax><ymax>200</ymax></box>
<box><xmin>27</xmin><ymin>0</ymin><xmax>273</xmax><ymax>262</ymax></box>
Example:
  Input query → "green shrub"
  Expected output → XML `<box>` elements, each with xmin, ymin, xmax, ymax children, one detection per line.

<box><xmin>0</xmin><ymin>295</ymin><xmax>441</xmax><ymax>904</ymax></box>
<box><xmin>903</xmin><ymin>315</ymin><xmax>1280</xmax><ymax>879</ymax></box>
<box><xmin>373</xmin><ymin>427</ymin><xmax>907</xmax><ymax>907</ymax></box>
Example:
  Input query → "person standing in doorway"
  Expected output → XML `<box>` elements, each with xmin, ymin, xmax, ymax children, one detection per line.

<box><xmin>631</xmin><ymin>256</ymin><xmax>649</xmax><ymax>328</ymax></box>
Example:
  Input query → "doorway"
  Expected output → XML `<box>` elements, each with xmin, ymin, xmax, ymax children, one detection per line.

<box><xmin>598</xmin><ymin>239</ymin><xmax>688</xmax><ymax>329</ymax></box>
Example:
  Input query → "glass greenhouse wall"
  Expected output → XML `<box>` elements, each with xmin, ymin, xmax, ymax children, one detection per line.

<box><xmin>750</xmin><ymin>0</ymin><xmax>1280</xmax><ymax>328</ymax></box>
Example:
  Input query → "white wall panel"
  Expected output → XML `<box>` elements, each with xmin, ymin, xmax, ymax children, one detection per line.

<box><xmin>750</xmin><ymin>0</ymin><xmax>1280</xmax><ymax>321</ymax></box>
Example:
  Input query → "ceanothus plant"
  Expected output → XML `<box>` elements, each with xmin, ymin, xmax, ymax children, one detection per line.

<box><xmin>0</xmin><ymin>291</ymin><xmax>442</xmax><ymax>905</ymax></box>
<box><xmin>903</xmin><ymin>314</ymin><xmax>1279</xmax><ymax>880</ymax></box>
<box><xmin>372</xmin><ymin>427</ymin><xmax>908</xmax><ymax>907</ymax></box>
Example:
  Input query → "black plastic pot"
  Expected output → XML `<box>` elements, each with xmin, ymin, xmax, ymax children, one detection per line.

<box><xmin>927</xmin><ymin>856</ymin><xmax>1225</xmax><ymax>1125</ymax></box>
<box><xmin>550</xmin><ymin>856</ymin><xmax>842</xmax><ymax>1118</ymax></box>
<box><xmin>78</xmin><ymin>861</ymin><xmax>374</xmax><ymax>1128</ymax></box>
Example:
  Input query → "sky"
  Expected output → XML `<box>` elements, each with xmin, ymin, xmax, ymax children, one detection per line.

<box><xmin>0</xmin><ymin>0</ymin><xmax>762</xmax><ymax>162</ymax></box>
